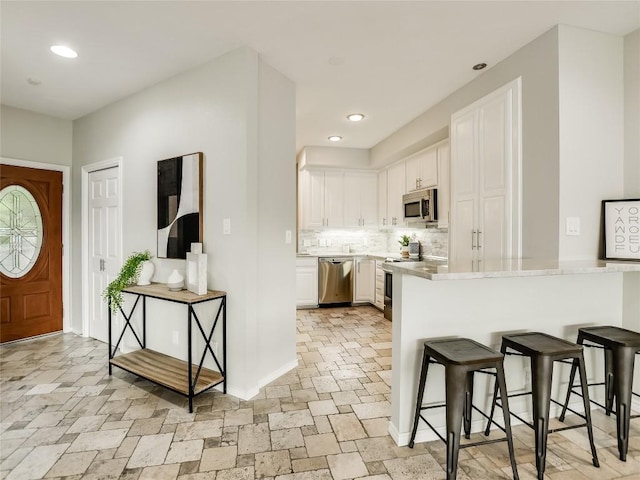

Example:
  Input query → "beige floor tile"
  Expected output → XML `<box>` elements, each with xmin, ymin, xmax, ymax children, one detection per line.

<box><xmin>326</xmin><ymin>452</ymin><xmax>369</xmax><ymax>480</ymax></box>
<box><xmin>271</xmin><ymin>427</ymin><xmax>305</xmax><ymax>450</ymax></box>
<box><xmin>255</xmin><ymin>449</ymin><xmax>292</xmax><ymax>477</ymax></box>
<box><xmin>67</xmin><ymin>428</ymin><xmax>128</xmax><ymax>453</ymax></box>
<box><xmin>127</xmin><ymin>433</ymin><xmax>173</xmax><ymax>468</ymax></box>
<box><xmin>304</xmin><ymin>433</ymin><xmax>341</xmax><ymax>457</ymax></box>
<box><xmin>165</xmin><ymin>440</ymin><xmax>204</xmax><ymax>464</ymax></box>
<box><xmin>6</xmin><ymin>443</ymin><xmax>70</xmax><ymax>480</ymax></box>
<box><xmin>328</xmin><ymin>413</ymin><xmax>367</xmax><ymax>441</ymax></box>
<box><xmin>215</xmin><ymin>466</ymin><xmax>254</xmax><ymax>480</ymax></box>
<box><xmin>237</xmin><ymin>423</ymin><xmax>271</xmax><ymax>454</ymax></box>
<box><xmin>199</xmin><ymin>445</ymin><xmax>237</xmax><ymax>471</ymax></box>
<box><xmin>139</xmin><ymin>463</ymin><xmax>180</xmax><ymax>479</ymax></box>
<box><xmin>308</xmin><ymin>400</ymin><xmax>339</xmax><ymax>417</ymax></box>
<box><xmin>268</xmin><ymin>410</ymin><xmax>314</xmax><ymax>430</ymax></box>
<box><xmin>45</xmin><ymin>450</ymin><xmax>98</xmax><ymax>477</ymax></box>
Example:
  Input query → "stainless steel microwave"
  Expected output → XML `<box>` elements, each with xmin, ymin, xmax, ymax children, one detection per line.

<box><xmin>402</xmin><ymin>188</ymin><xmax>437</xmax><ymax>223</ymax></box>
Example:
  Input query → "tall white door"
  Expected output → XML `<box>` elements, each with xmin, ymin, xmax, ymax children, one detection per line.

<box><xmin>88</xmin><ymin>167</ymin><xmax>121</xmax><ymax>343</ymax></box>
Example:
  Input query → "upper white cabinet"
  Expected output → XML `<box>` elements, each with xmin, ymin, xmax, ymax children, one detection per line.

<box><xmin>299</xmin><ymin>169</ymin><xmax>344</xmax><ymax>228</ymax></box>
<box><xmin>449</xmin><ymin>78</ymin><xmax>521</xmax><ymax>264</ymax></box>
<box><xmin>377</xmin><ymin>170</ymin><xmax>388</xmax><ymax>228</ymax></box>
<box><xmin>344</xmin><ymin>172</ymin><xmax>378</xmax><ymax>227</ymax></box>
<box><xmin>354</xmin><ymin>257</ymin><xmax>375</xmax><ymax>303</ymax></box>
<box><xmin>405</xmin><ymin>147</ymin><xmax>438</xmax><ymax>192</ymax></box>
<box><xmin>437</xmin><ymin>142</ymin><xmax>450</xmax><ymax>229</ymax></box>
<box><xmin>387</xmin><ymin>162</ymin><xmax>406</xmax><ymax>227</ymax></box>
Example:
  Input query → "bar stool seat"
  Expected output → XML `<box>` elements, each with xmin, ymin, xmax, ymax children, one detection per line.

<box><xmin>409</xmin><ymin>337</ymin><xmax>519</xmax><ymax>480</ymax></box>
<box><xmin>485</xmin><ymin>332</ymin><xmax>599</xmax><ymax>480</ymax></box>
<box><xmin>559</xmin><ymin>326</ymin><xmax>640</xmax><ymax>461</ymax></box>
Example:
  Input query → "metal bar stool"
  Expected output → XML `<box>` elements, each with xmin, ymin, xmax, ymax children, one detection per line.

<box><xmin>485</xmin><ymin>332</ymin><xmax>599</xmax><ymax>480</ymax></box>
<box><xmin>409</xmin><ymin>337</ymin><xmax>519</xmax><ymax>480</ymax></box>
<box><xmin>559</xmin><ymin>325</ymin><xmax>640</xmax><ymax>461</ymax></box>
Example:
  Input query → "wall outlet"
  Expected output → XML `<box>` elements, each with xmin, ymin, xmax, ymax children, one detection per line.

<box><xmin>285</xmin><ymin>230</ymin><xmax>292</xmax><ymax>244</ymax></box>
<box><xmin>566</xmin><ymin>217</ymin><xmax>580</xmax><ymax>236</ymax></box>
<box><xmin>172</xmin><ymin>331</ymin><xmax>179</xmax><ymax>345</ymax></box>
<box><xmin>223</xmin><ymin>218</ymin><xmax>231</xmax><ymax>235</ymax></box>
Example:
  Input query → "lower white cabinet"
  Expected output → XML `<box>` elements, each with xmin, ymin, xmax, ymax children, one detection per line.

<box><xmin>296</xmin><ymin>257</ymin><xmax>318</xmax><ymax>308</ymax></box>
<box><xmin>374</xmin><ymin>260</ymin><xmax>385</xmax><ymax>310</ymax></box>
<box><xmin>354</xmin><ymin>258</ymin><xmax>375</xmax><ymax>304</ymax></box>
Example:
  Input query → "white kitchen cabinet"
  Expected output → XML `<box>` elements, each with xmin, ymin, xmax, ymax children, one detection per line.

<box><xmin>437</xmin><ymin>142</ymin><xmax>450</xmax><ymax>229</ymax></box>
<box><xmin>449</xmin><ymin>79</ymin><xmax>521</xmax><ymax>264</ymax></box>
<box><xmin>354</xmin><ymin>257</ymin><xmax>375</xmax><ymax>304</ymax></box>
<box><xmin>387</xmin><ymin>161</ymin><xmax>406</xmax><ymax>227</ymax></box>
<box><xmin>405</xmin><ymin>146</ymin><xmax>438</xmax><ymax>192</ymax></box>
<box><xmin>377</xmin><ymin>170</ymin><xmax>388</xmax><ymax>227</ymax></box>
<box><xmin>344</xmin><ymin>172</ymin><xmax>378</xmax><ymax>227</ymax></box>
<box><xmin>374</xmin><ymin>260</ymin><xmax>385</xmax><ymax>310</ymax></box>
<box><xmin>299</xmin><ymin>169</ymin><xmax>344</xmax><ymax>228</ymax></box>
<box><xmin>296</xmin><ymin>256</ymin><xmax>318</xmax><ymax>308</ymax></box>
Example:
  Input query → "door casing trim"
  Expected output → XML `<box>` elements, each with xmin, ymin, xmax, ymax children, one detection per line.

<box><xmin>82</xmin><ymin>158</ymin><xmax>123</xmax><ymax>338</ymax></box>
<box><xmin>0</xmin><ymin>157</ymin><xmax>71</xmax><ymax>334</ymax></box>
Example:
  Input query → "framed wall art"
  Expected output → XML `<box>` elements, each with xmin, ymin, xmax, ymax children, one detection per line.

<box><xmin>603</xmin><ymin>198</ymin><xmax>640</xmax><ymax>261</ymax></box>
<box><xmin>157</xmin><ymin>152</ymin><xmax>203</xmax><ymax>259</ymax></box>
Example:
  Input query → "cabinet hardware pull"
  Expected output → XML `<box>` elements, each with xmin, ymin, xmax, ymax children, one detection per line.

<box><xmin>477</xmin><ymin>230</ymin><xmax>482</xmax><ymax>249</ymax></box>
<box><xmin>472</xmin><ymin>230</ymin><xmax>477</xmax><ymax>249</ymax></box>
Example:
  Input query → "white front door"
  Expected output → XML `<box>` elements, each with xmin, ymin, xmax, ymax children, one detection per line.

<box><xmin>88</xmin><ymin>166</ymin><xmax>121</xmax><ymax>343</ymax></box>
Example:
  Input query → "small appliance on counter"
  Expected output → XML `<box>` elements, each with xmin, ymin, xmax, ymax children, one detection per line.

<box><xmin>408</xmin><ymin>241</ymin><xmax>420</xmax><ymax>259</ymax></box>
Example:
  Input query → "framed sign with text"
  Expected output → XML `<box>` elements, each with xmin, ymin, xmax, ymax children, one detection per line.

<box><xmin>603</xmin><ymin>199</ymin><xmax>640</xmax><ymax>261</ymax></box>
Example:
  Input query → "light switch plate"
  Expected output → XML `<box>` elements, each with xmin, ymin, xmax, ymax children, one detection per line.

<box><xmin>285</xmin><ymin>230</ymin><xmax>292</xmax><ymax>244</ymax></box>
<box><xmin>566</xmin><ymin>217</ymin><xmax>580</xmax><ymax>236</ymax></box>
<box><xmin>223</xmin><ymin>218</ymin><xmax>231</xmax><ymax>235</ymax></box>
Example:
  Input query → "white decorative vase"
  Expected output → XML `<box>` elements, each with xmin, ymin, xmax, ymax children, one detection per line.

<box><xmin>167</xmin><ymin>269</ymin><xmax>184</xmax><ymax>291</ymax></box>
<box><xmin>137</xmin><ymin>260</ymin><xmax>155</xmax><ymax>286</ymax></box>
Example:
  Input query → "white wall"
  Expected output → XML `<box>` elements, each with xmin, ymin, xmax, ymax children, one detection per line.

<box><xmin>623</xmin><ymin>29</ymin><xmax>640</xmax><ymax>335</ymax></box>
<box><xmin>298</xmin><ymin>146</ymin><xmax>370</xmax><ymax>169</ymax></box>
<box><xmin>0</xmin><ymin>105</ymin><xmax>72</xmax><ymax>166</ymax></box>
<box><xmin>558</xmin><ymin>26</ymin><xmax>624</xmax><ymax>260</ymax></box>
<box><xmin>72</xmin><ymin>47</ymin><xmax>297</xmax><ymax>399</ymax></box>
<box><xmin>371</xmin><ymin>27</ymin><xmax>561</xmax><ymax>260</ymax></box>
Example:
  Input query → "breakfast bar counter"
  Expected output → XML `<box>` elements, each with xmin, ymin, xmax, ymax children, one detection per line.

<box><xmin>386</xmin><ymin>259</ymin><xmax>640</xmax><ymax>447</ymax></box>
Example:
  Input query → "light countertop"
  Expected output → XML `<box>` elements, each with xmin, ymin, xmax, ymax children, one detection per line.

<box><xmin>384</xmin><ymin>258</ymin><xmax>640</xmax><ymax>280</ymax></box>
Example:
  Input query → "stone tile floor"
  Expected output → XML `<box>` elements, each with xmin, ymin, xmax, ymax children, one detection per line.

<box><xmin>1</xmin><ymin>305</ymin><xmax>639</xmax><ymax>479</ymax></box>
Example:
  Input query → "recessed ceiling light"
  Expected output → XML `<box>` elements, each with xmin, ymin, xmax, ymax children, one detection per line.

<box><xmin>50</xmin><ymin>45</ymin><xmax>78</xmax><ymax>58</ymax></box>
<box><xmin>328</xmin><ymin>136</ymin><xmax>342</xmax><ymax>142</ymax></box>
<box><xmin>473</xmin><ymin>63</ymin><xmax>487</xmax><ymax>71</ymax></box>
<box><xmin>347</xmin><ymin>113</ymin><xmax>365</xmax><ymax>122</ymax></box>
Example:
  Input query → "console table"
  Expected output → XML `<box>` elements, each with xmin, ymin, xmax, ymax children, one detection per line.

<box><xmin>108</xmin><ymin>283</ymin><xmax>227</xmax><ymax>412</ymax></box>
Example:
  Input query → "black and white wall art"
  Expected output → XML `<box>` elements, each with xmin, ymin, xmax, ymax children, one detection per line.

<box><xmin>603</xmin><ymin>198</ymin><xmax>640</xmax><ymax>261</ymax></box>
<box><xmin>157</xmin><ymin>153</ymin><xmax>203</xmax><ymax>259</ymax></box>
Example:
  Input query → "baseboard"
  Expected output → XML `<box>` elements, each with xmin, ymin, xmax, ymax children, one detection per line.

<box><xmin>223</xmin><ymin>358</ymin><xmax>299</xmax><ymax>401</ymax></box>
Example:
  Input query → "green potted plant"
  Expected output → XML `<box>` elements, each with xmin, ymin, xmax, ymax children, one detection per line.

<box><xmin>398</xmin><ymin>235</ymin><xmax>411</xmax><ymax>258</ymax></box>
<box><xmin>103</xmin><ymin>250</ymin><xmax>152</xmax><ymax>312</ymax></box>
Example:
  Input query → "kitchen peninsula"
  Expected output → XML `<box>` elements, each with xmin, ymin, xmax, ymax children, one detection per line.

<box><xmin>386</xmin><ymin>259</ymin><xmax>640</xmax><ymax>447</ymax></box>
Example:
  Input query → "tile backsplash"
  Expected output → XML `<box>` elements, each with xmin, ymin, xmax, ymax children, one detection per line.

<box><xmin>298</xmin><ymin>225</ymin><xmax>448</xmax><ymax>258</ymax></box>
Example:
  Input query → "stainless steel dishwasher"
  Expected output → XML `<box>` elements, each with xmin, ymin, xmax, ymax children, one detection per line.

<box><xmin>318</xmin><ymin>257</ymin><xmax>353</xmax><ymax>306</ymax></box>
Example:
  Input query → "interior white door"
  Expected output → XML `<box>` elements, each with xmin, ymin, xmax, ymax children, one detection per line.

<box><xmin>88</xmin><ymin>167</ymin><xmax>121</xmax><ymax>343</ymax></box>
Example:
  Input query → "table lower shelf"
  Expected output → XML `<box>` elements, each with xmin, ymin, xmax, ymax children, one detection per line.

<box><xmin>110</xmin><ymin>348</ymin><xmax>223</xmax><ymax>396</ymax></box>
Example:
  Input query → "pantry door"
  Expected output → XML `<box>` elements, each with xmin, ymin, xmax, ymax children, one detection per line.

<box><xmin>0</xmin><ymin>165</ymin><xmax>63</xmax><ymax>343</ymax></box>
<box><xmin>87</xmin><ymin>166</ymin><xmax>121</xmax><ymax>343</ymax></box>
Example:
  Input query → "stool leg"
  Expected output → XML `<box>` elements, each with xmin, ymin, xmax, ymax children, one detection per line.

<box><xmin>612</xmin><ymin>346</ymin><xmax>635</xmax><ymax>461</ymax></box>
<box><xmin>497</xmin><ymin>363</ymin><xmax>519</xmax><ymax>480</ymax></box>
<box><xmin>531</xmin><ymin>355</ymin><xmax>553</xmax><ymax>480</ymax></box>
<box><xmin>409</xmin><ymin>349</ymin><xmax>431</xmax><ymax>448</ymax></box>
<box><xmin>577</xmin><ymin>354</ymin><xmax>600</xmax><ymax>467</ymax></box>
<box><xmin>604</xmin><ymin>347</ymin><xmax>614</xmax><ymax>416</ymax></box>
<box><xmin>464</xmin><ymin>372</ymin><xmax>474</xmax><ymax>439</ymax></box>
<box><xmin>559</xmin><ymin>358</ymin><xmax>578</xmax><ymax>422</ymax></box>
<box><xmin>445</xmin><ymin>365</ymin><xmax>466</xmax><ymax>480</ymax></box>
<box><xmin>484</xmin><ymin>343</ymin><xmax>506</xmax><ymax>436</ymax></box>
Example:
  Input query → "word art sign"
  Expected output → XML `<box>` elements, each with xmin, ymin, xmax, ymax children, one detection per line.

<box><xmin>603</xmin><ymin>199</ymin><xmax>640</xmax><ymax>261</ymax></box>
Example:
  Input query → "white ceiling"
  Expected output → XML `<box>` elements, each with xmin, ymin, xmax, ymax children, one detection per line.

<box><xmin>2</xmin><ymin>1</ymin><xmax>639</xmax><ymax>152</ymax></box>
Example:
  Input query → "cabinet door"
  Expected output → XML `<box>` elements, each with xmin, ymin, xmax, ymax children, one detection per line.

<box><xmin>354</xmin><ymin>258</ymin><xmax>375</xmax><ymax>303</ymax></box>
<box><xmin>359</xmin><ymin>174</ymin><xmax>378</xmax><ymax>227</ymax></box>
<box><xmin>420</xmin><ymin>148</ymin><xmax>438</xmax><ymax>188</ymax></box>
<box><xmin>305</xmin><ymin>170</ymin><xmax>325</xmax><ymax>228</ymax></box>
<box><xmin>323</xmin><ymin>170</ymin><xmax>344</xmax><ymax>227</ymax></box>
<box><xmin>437</xmin><ymin>143</ymin><xmax>450</xmax><ymax>228</ymax></box>
<box><xmin>377</xmin><ymin>170</ymin><xmax>388</xmax><ymax>227</ymax></box>
<box><xmin>405</xmin><ymin>155</ymin><xmax>421</xmax><ymax>192</ymax></box>
<box><xmin>450</xmin><ymin>111</ymin><xmax>477</xmax><ymax>264</ymax></box>
<box><xmin>387</xmin><ymin>162</ymin><xmax>406</xmax><ymax>227</ymax></box>
<box><xmin>296</xmin><ymin>258</ymin><xmax>318</xmax><ymax>307</ymax></box>
<box><xmin>343</xmin><ymin>172</ymin><xmax>362</xmax><ymax>227</ymax></box>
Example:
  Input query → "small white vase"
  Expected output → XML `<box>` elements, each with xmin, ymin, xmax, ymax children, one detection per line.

<box><xmin>167</xmin><ymin>269</ymin><xmax>184</xmax><ymax>291</ymax></box>
<box><xmin>137</xmin><ymin>260</ymin><xmax>154</xmax><ymax>286</ymax></box>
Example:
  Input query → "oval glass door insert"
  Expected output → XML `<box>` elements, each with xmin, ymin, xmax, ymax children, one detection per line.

<box><xmin>0</xmin><ymin>185</ymin><xmax>44</xmax><ymax>278</ymax></box>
